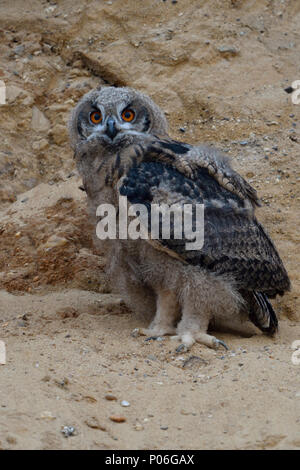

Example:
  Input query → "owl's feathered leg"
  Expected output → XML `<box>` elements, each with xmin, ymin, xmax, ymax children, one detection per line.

<box><xmin>174</xmin><ymin>311</ymin><xmax>228</xmax><ymax>352</ymax></box>
<box><xmin>170</xmin><ymin>270</ymin><xmax>241</xmax><ymax>351</ymax></box>
<box><xmin>136</xmin><ymin>289</ymin><xmax>180</xmax><ymax>337</ymax></box>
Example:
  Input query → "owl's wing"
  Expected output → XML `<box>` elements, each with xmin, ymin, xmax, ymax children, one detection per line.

<box><xmin>117</xmin><ymin>159</ymin><xmax>290</xmax><ymax>297</ymax></box>
<box><xmin>138</xmin><ymin>136</ymin><xmax>261</xmax><ymax>208</ymax></box>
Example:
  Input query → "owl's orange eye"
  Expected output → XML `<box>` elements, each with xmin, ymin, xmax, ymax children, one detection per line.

<box><xmin>90</xmin><ymin>110</ymin><xmax>102</xmax><ymax>124</ymax></box>
<box><xmin>121</xmin><ymin>109</ymin><xmax>135</xmax><ymax>122</ymax></box>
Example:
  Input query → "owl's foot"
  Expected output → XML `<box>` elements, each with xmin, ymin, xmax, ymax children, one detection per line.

<box><xmin>132</xmin><ymin>325</ymin><xmax>176</xmax><ymax>339</ymax></box>
<box><xmin>172</xmin><ymin>331</ymin><xmax>229</xmax><ymax>352</ymax></box>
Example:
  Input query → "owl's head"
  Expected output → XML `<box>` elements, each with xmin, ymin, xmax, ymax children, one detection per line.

<box><xmin>69</xmin><ymin>86</ymin><xmax>168</xmax><ymax>150</ymax></box>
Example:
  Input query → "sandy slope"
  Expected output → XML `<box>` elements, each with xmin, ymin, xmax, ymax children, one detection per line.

<box><xmin>0</xmin><ymin>0</ymin><xmax>299</xmax><ymax>449</ymax></box>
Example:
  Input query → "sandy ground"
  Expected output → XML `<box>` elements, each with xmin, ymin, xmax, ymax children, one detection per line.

<box><xmin>0</xmin><ymin>0</ymin><xmax>299</xmax><ymax>450</ymax></box>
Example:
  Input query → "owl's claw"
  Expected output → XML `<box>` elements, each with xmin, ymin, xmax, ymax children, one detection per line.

<box><xmin>133</xmin><ymin>328</ymin><xmax>229</xmax><ymax>352</ymax></box>
<box><xmin>176</xmin><ymin>343</ymin><xmax>189</xmax><ymax>353</ymax></box>
<box><xmin>213</xmin><ymin>339</ymin><xmax>229</xmax><ymax>350</ymax></box>
<box><xmin>172</xmin><ymin>332</ymin><xmax>229</xmax><ymax>352</ymax></box>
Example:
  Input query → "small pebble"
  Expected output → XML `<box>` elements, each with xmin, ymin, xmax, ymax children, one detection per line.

<box><xmin>134</xmin><ymin>423</ymin><xmax>144</xmax><ymax>431</ymax></box>
<box><xmin>217</xmin><ymin>45</ymin><xmax>239</xmax><ymax>55</ymax></box>
<box><xmin>61</xmin><ymin>426</ymin><xmax>76</xmax><ymax>437</ymax></box>
<box><xmin>109</xmin><ymin>416</ymin><xmax>126</xmax><ymax>423</ymax></box>
<box><xmin>85</xmin><ymin>417</ymin><xmax>106</xmax><ymax>431</ymax></box>
<box><xmin>121</xmin><ymin>400</ymin><xmax>130</xmax><ymax>407</ymax></box>
<box><xmin>105</xmin><ymin>394</ymin><xmax>117</xmax><ymax>401</ymax></box>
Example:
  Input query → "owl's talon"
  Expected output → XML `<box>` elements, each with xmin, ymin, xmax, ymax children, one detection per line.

<box><xmin>145</xmin><ymin>336</ymin><xmax>159</xmax><ymax>341</ymax></box>
<box><xmin>176</xmin><ymin>343</ymin><xmax>189</xmax><ymax>353</ymax></box>
<box><xmin>214</xmin><ymin>339</ymin><xmax>229</xmax><ymax>350</ymax></box>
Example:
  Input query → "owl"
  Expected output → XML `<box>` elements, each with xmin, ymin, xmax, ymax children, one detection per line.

<box><xmin>69</xmin><ymin>86</ymin><xmax>290</xmax><ymax>351</ymax></box>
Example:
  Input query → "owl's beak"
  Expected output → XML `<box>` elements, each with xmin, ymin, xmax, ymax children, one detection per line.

<box><xmin>105</xmin><ymin>117</ymin><xmax>118</xmax><ymax>140</ymax></box>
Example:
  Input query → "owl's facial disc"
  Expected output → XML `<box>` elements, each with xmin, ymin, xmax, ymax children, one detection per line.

<box><xmin>83</xmin><ymin>99</ymin><xmax>150</xmax><ymax>146</ymax></box>
<box><xmin>70</xmin><ymin>87</ymin><xmax>169</xmax><ymax>150</ymax></box>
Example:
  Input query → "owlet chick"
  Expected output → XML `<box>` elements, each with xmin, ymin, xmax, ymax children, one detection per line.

<box><xmin>69</xmin><ymin>86</ymin><xmax>290</xmax><ymax>351</ymax></box>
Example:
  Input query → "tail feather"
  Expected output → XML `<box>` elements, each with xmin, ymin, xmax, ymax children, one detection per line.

<box><xmin>242</xmin><ymin>291</ymin><xmax>278</xmax><ymax>335</ymax></box>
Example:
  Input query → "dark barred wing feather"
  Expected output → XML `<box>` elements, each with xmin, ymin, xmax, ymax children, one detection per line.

<box><xmin>118</xmin><ymin>160</ymin><xmax>290</xmax><ymax>302</ymax></box>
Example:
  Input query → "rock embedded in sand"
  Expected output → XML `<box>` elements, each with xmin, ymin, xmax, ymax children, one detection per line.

<box><xmin>217</xmin><ymin>45</ymin><xmax>239</xmax><ymax>57</ymax></box>
<box><xmin>121</xmin><ymin>400</ymin><xmax>130</xmax><ymax>407</ymax></box>
<box><xmin>61</xmin><ymin>426</ymin><xmax>76</xmax><ymax>437</ymax></box>
<box><xmin>38</xmin><ymin>235</ymin><xmax>69</xmax><ymax>252</ymax></box>
<box><xmin>105</xmin><ymin>394</ymin><xmax>117</xmax><ymax>401</ymax></box>
<box><xmin>109</xmin><ymin>416</ymin><xmax>126</xmax><ymax>423</ymax></box>
<box><xmin>85</xmin><ymin>417</ymin><xmax>106</xmax><ymax>431</ymax></box>
<box><xmin>31</xmin><ymin>106</ymin><xmax>50</xmax><ymax>132</ymax></box>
